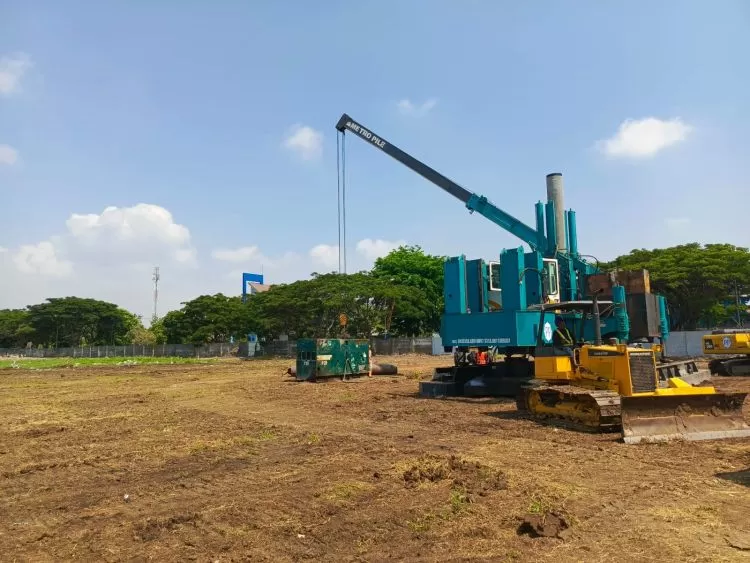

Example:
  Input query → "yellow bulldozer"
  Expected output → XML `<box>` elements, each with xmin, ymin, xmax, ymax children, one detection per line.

<box><xmin>516</xmin><ymin>301</ymin><xmax>750</xmax><ymax>444</ymax></box>
<box><xmin>703</xmin><ymin>330</ymin><xmax>750</xmax><ymax>376</ymax></box>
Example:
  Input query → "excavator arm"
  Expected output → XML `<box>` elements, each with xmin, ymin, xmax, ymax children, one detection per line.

<box><xmin>335</xmin><ymin>114</ymin><xmax>545</xmax><ymax>252</ymax></box>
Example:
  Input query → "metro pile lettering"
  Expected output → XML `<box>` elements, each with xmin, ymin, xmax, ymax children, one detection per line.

<box><xmin>345</xmin><ymin>122</ymin><xmax>386</xmax><ymax>149</ymax></box>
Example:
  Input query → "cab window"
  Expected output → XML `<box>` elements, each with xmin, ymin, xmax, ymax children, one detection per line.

<box><xmin>543</xmin><ymin>260</ymin><xmax>559</xmax><ymax>298</ymax></box>
<box><xmin>489</xmin><ymin>262</ymin><xmax>502</xmax><ymax>291</ymax></box>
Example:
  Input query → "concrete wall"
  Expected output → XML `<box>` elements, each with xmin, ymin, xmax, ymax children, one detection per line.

<box><xmin>432</xmin><ymin>333</ymin><xmax>452</xmax><ymax>355</ymax></box>
<box><xmin>665</xmin><ymin>330</ymin><xmax>711</xmax><ymax>357</ymax></box>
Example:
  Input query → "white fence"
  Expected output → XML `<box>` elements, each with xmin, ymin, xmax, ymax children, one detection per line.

<box><xmin>0</xmin><ymin>337</ymin><xmax>438</xmax><ymax>359</ymax></box>
<box><xmin>0</xmin><ymin>343</ymin><xmax>237</xmax><ymax>358</ymax></box>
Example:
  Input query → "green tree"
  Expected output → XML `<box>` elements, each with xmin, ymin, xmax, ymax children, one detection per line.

<box><xmin>603</xmin><ymin>243</ymin><xmax>750</xmax><ymax>330</ymax></box>
<box><xmin>245</xmin><ymin>271</ymin><xmax>434</xmax><ymax>339</ymax></box>
<box><xmin>148</xmin><ymin>317</ymin><xmax>168</xmax><ymax>344</ymax></box>
<box><xmin>161</xmin><ymin>310</ymin><xmax>189</xmax><ymax>344</ymax></box>
<box><xmin>161</xmin><ymin>294</ymin><xmax>252</xmax><ymax>344</ymax></box>
<box><xmin>371</xmin><ymin>245</ymin><xmax>445</xmax><ymax>333</ymax></box>
<box><xmin>126</xmin><ymin>324</ymin><xmax>157</xmax><ymax>345</ymax></box>
<box><xmin>0</xmin><ymin>309</ymin><xmax>33</xmax><ymax>348</ymax></box>
<box><xmin>25</xmin><ymin>297</ymin><xmax>139</xmax><ymax>347</ymax></box>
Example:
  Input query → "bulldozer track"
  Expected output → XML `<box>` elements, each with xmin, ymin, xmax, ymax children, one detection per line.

<box><xmin>516</xmin><ymin>381</ymin><xmax>750</xmax><ymax>444</ymax></box>
<box><xmin>709</xmin><ymin>357</ymin><xmax>750</xmax><ymax>377</ymax></box>
<box><xmin>516</xmin><ymin>383</ymin><xmax>623</xmax><ymax>434</ymax></box>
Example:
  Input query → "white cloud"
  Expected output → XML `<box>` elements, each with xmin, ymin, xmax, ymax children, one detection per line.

<box><xmin>0</xmin><ymin>203</ymin><xmax>201</xmax><ymax>320</ymax></box>
<box><xmin>283</xmin><ymin>124</ymin><xmax>323</xmax><ymax>161</ymax></box>
<box><xmin>356</xmin><ymin>238</ymin><xmax>405</xmax><ymax>261</ymax></box>
<box><xmin>0</xmin><ymin>53</ymin><xmax>32</xmax><ymax>96</ymax></box>
<box><xmin>0</xmin><ymin>144</ymin><xmax>19</xmax><ymax>166</ymax></box>
<box><xmin>174</xmin><ymin>249</ymin><xmax>195</xmax><ymax>263</ymax></box>
<box><xmin>64</xmin><ymin>203</ymin><xmax>196</xmax><ymax>265</ymax></box>
<box><xmin>9</xmin><ymin>203</ymin><xmax>196</xmax><ymax>280</ymax></box>
<box><xmin>596</xmin><ymin>117</ymin><xmax>692</xmax><ymax>158</ymax></box>
<box><xmin>0</xmin><ymin>246</ymin><xmax>8</xmax><ymax>253</ymax></box>
<box><xmin>309</xmin><ymin>244</ymin><xmax>339</xmax><ymax>269</ymax></box>
<box><xmin>13</xmin><ymin>240</ymin><xmax>73</xmax><ymax>277</ymax></box>
<box><xmin>397</xmin><ymin>98</ymin><xmax>438</xmax><ymax>117</ymax></box>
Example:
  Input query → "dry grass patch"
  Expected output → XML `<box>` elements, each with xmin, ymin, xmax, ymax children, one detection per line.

<box><xmin>648</xmin><ymin>503</ymin><xmax>724</xmax><ymax>530</ymax></box>
<box><xmin>397</xmin><ymin>454</ymin><xmax>507</xmax><ymax>496</ymax></box>
<box><xmin>322</xmin><ymin>480</ymin><xmax>374</xmax><ymax>504</ymax></box>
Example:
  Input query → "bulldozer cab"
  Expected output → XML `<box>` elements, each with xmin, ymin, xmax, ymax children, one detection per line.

<box><xmin>530</xmin><ymin>299</ymin><xmax>615</xmax><ymax>382</ymax></box>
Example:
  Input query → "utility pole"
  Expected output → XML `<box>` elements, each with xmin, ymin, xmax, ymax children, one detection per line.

<box><xmin>735</xmin><ymin>280</ymin><xmax>744</xmax><ymax>328</ymax></box>
<box><xmin>152</xmin><ymin>266</ymin><xmax>160</xmax><ymax>323</ymax></box>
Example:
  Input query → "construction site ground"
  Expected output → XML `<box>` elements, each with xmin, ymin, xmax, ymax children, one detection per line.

<box><xmin>2</xmin><ymin>355</ymin><xmax>750</xmax><ymax>562</ymax></box>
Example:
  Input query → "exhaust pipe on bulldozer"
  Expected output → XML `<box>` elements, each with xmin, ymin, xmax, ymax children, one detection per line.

<box><xmin>620</xmin><ymin>391</ymin><xmax>750</xmax><ymax>444</ymax></box>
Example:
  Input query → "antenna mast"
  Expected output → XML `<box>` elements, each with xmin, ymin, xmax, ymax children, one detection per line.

<box><xmin>152</xmin><ymin>266</ymin><xmax>160</xmax><ymax>322</ymax></box>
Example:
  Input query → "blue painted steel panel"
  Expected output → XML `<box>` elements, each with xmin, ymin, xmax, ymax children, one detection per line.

<box><xmin>242</xmin><ymin>272</ymin><xmax>265</xmax><ymax>298</ymax></box>
<box><xmin>500</xmin><ymin>247</ymin><xmax>526</xmax><ymax>311</ymax></box>
<box><xmin>535</xmin><ymin>201</ymin><xmax>546</xmax><ymax>250</ymax></box>
<box><xmin>658</xmin><ymin>295</ymin><xmax>669</xmax><ymax>342</ymax></box>
<box><xmin>441</xmin><ymin>311</ymin><xmax>522</xmax><ymax>347</ymax></box>
<box><xmin>560</xmin><ymin>256</ymin><xmax>577</xmax><ymax>301</ymax></box>
<box><xmin>441</xmin><ymin>310</ymin><xmax>548</xmax><ymax>348</ymax></box>
<box><xmin>567</xmin><ymin>209</ymin><xmax>578</xmax><ymax>256</ymax></box>
<box><xmin>612</xmin><ymin>285</ymin><xmax>630</xmax><ymax>341</ymax></box>
<box><xmin>465</xmin><ymin>258</ymin><xmax>484</xmax><ymax>313</ymax></box>
<box><xmin>523</xmin><ymin>252</ymin><xmax>543</xmax><ymax>306</ymax></box>
<box><xmin>444</xmin><ymin>256</ymin><xmax>467</xmax><ymax>315</ymax></box>
<box><xmin>516</xmin><ymin>311</ymin><xmax>547</xmax><ymax>346</ymax></box>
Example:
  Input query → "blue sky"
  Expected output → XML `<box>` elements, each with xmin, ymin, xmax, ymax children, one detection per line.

<box><xmin>1</xmin><ymin>1</ymin><xmax>748</xmax><ymax>320</ymax></box>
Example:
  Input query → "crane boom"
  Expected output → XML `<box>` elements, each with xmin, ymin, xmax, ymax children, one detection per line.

<box><xmin>335</xmin><ymin>113</ymin><xmax>544</xmax><ymax>251</ymax></box>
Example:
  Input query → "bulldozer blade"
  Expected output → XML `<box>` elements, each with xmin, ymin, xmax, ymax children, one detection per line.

<box><xmin>620</xmin><ymin>392</ymin><xmax>750</xmax><ymax>445</ymax></box>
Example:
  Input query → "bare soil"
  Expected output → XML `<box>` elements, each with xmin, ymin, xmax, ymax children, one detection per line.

<box><xmin>1</xmin><ymin>355</ymin><xmax>750</xmax><ymax>562</ymax></box>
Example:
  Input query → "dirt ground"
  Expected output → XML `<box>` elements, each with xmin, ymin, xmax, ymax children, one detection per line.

<box><xmin>2</xmin><ymin>355</ymin><xmax>750</xmax><ymax>562</ymax></box>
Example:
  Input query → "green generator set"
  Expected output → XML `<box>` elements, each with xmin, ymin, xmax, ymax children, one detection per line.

<box><xmin>295</xmin><ymin>339</ymin><xmax>371</xmax><ymax>381</ymax></box>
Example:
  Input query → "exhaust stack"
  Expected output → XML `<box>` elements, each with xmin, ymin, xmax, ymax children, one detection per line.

<box><xmin>546</xmin><ymin>173</ymin><xmax>566</xmax><ymax>254</ymax></box>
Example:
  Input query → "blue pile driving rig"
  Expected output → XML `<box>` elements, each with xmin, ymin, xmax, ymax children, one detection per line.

<box><xmin>335</xmin><ymin>114</ymin><xmax>677</xmax><ymax>398</ymax></box>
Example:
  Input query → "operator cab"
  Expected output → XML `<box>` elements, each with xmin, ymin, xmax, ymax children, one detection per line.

<box><xmin>486</xmin><ymin>258</ymin><xmax>561</xmax><ymax>310</ymax></box>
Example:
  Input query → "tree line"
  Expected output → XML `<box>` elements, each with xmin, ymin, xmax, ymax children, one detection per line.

<box><xmin>0</xmin><ymin>246</ymin><xmax>445</xmax><ymax>348</ymax></box>
<box><xmin>601</xmin><ymin>243</ymin><xmax>750</xmax><ymax>330</ymax></box>
<box><xmin>0</xmin><ymin>243</ymin><xmax>748</xmax><ymax>348</ymax></box>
